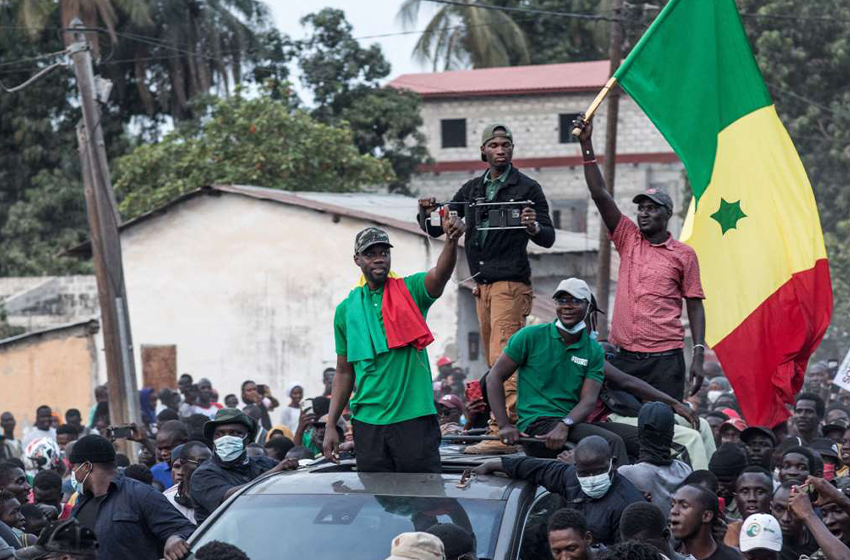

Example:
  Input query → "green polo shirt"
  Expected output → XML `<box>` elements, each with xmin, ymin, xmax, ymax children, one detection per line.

<box><xmin>333</xmin><ymin>273</ymin><xmax>437</xmax><ymax>425</ymax></box>
<box><xmin>478</xmin><ymin>164</ymin><xmax>512</xmax><ymax>244</ymax></box>
<box><xmin>503</xmin><ymin>322</ymin><xmax>605</xmax><ymax>432</ymax></box>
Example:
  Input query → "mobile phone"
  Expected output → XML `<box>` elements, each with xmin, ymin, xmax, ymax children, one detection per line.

<box><xmin>300</xmin><ymin>398</ymin><xmax>314</xmax><ymax>416</ymax></box>
<box><xmin>717</xmin><ymin>496</ymin><xmax>726</xmax><ymax>514</ymax></box>
<box><xmin>106</xmin><ymin>425</ymin><xmax>133</xmax><ymax>439</ymax></box>
<box><xmin>807</xmin><ymin>483</ymin><xmax>820</xmax><ymax>501</ymax></box>
<box><xmin>465</xmin><ymin>380</ymin><xmax>482</xmax><ymax>402</ymax></box>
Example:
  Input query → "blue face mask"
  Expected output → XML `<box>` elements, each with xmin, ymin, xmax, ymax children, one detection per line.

<box><xmin>556</xmin><ymin>319</ymin><xmax>586</xmax><ymax>335</ymax></box>
<box><xmin>577</xmin><ymin>460</ymin><xmax>613</xmax><ymax>499</ymax></box>
<box><xmin>214</xmin><ymin>436</ymin><xmax>245</xmax><ymax>462</ymax></box>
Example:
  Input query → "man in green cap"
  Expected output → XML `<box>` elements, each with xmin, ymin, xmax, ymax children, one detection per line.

<box><xmin>418</xmin><ymin>122</ymin><xmax>555</xmax><ymax>454</ymax></box>
<box><xmin>189</xmin><ymin>408</ymin><xmax>298</xmax><ymax>525</ymax></box>
<box><xmin>324</xmin><ymin>217</ymin><xmax>465</xmax><ymax>473</ymax></box>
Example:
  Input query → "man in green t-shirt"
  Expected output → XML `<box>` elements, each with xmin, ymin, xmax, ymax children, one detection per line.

<box><xmin>486</xmin><ymin>278</ymin><xmax>630</xmax><ymax>463</ymax></box>
<box><xmin>324</xmin><ymin>220</ymin><xmax>464</xmax><ymax>473</ymax></box>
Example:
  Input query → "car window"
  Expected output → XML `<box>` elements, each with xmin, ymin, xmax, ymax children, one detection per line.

<box><xmin>519</xmin><ymin>492</ymin><xmax>565</xmax><ymax>560</ymax></box>
<box><xmin>192</xmin><ymin>494</ymin><xmax>505</xmax><ymax>560</ymax></box>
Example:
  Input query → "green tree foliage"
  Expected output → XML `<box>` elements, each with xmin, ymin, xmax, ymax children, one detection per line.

<box><xmin>737</xmin><ymin>0</ymin><xmax>850</xmax><ymax>354</ymax></box>
<box><xmin>113</xmin><ymin>92</ymin><xmax>394</xmax><ymax>219</ymax></box>
<box><xmin>294</xmin><ymin>8</ymin><xmax>429</xmax><ymax>193</ymax></box>
<box><xmin>398</xmin><ymin>0</ymin><xmax>530</xmax><ymax>69</ymax></box>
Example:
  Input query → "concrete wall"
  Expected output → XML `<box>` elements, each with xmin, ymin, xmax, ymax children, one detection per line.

<box><xmin>0</xmin><ymin>322</ymin><xmax>99</xmax><ymax>433</ymax></box>
<box><xmin>419</xmin><ymin>92</ymin><xmax>672</xmax><ymax>162</ymax></box>
<box><xmin>1</xmin><ymin>276</ymin><xmax>99</xmax><ymax>331</ymax></box>
<box><xmin>119</xmin><ymin>193</ymin><xmax>460</xmax><ymax>402</ymax></box>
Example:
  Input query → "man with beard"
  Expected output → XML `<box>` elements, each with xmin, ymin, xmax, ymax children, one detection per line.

<box><xmin>324</xmin><ymin>221</ymin><xmax>464</xmax><ymax>473</ymax></box>
<box><xmin>670</xmin><ymin>484</ymin><xmax>741</xmax><ymax>560</ymax></box>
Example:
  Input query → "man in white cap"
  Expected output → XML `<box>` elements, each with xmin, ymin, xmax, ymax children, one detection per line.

<box><xmin>740</xmin><ymin>514</ymin><xmax>783</xmax><ymax>560</ymax></box>
<box><xmin>385</xmin><ymin>532</ymin><xmax>446</xmax><ymax>560</ymax></box>
<box><xmin>484</xmin><ymin>277</ymin><xmax>630</xmax><ymax>463</ymax></box>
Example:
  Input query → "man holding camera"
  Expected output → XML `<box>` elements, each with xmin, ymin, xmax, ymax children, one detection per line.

<box><xmin>418</xmin><ymin>123</ymin><xmax>555</xmax><ymax>454</ymax></box>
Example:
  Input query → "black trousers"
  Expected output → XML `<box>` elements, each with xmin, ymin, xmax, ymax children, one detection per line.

<box><xmin>352</xmin><ymin>415</ymin><xmax>442</xmax><ymax>473</ymax></box>
<box><xmin>608</xmin><ymin>348</ymin><xmax>686</xmax><ymax>401</ymax></box>
<box><xmin>522</xmin><ymin>417</ymin><xmax>638</xmax><ymax>465</ymax></box>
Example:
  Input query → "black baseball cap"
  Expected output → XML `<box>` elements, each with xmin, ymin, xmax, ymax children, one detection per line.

<box><xmin>426</xmin><ymin>523</ymin><xmax>476</xmax><ymax>559</ymax></box>
<box><xmin>740</xmin><ymin>426</ymin><xmax>777</xmax><ymax>446</ymax></box>
<box><xmin>354</xmin><ymin>227</ymin><xmax>393</xmax><ymax>255</ymax></box>
<box><xmin>14</xmin><ymin>518</ymin><xmax>98</xmax><ymax>559</ymax></box>
<box><xmin>633</xmin><ymin>187</ymin><xmax>674</xmax><ymax>211</ymax></box>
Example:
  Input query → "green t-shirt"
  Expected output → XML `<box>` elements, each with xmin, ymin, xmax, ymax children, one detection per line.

<box><xmin>503</xmin><ymin>323</ymin><xmax>605</xmax><ymax>432</ymax></box>
<box><xmin>334</xmin><ymin>272</ymin><xmax>438</xmax><ymax>425</ymax></box>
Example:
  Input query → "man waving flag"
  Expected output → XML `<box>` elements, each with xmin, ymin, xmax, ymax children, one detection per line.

<box><xmin>610</xmin><ymin>0</ymin><xmax>832</xmax><ymax>426</ymax></box>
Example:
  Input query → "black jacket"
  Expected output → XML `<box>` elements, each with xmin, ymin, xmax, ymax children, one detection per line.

<box><xmin>501</xmin><ymin>456</ymin><xmax>646</xmax><ymax>546</ymax></box>
<box><xmin>190</xmin><ymin>454</ymin><xmax>278</xmax><ymax>525</ymax></box>
<box><xmin>420</xmin><ymin>167</ymin><xmax>555</xmax><ymax>284</ymax></box>
<box><xmin>71</xmin><ymin>474</ymin><xmax>195</xmax><ymax>560</ymax></box>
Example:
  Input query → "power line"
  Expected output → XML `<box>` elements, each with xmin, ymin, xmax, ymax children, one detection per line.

<box><xmin>422</xmin><ymin>0</ymin><xmax>623</xmax><ymax>22</ymax></box>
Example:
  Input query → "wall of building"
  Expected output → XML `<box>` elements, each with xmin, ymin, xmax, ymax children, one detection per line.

<box><xmin>0</xmin><ymin>322</ymin><xmax>99</xmax><ymax>433</ymax></box>
<box><xmin>419</xmin><ymin>92</ymin><xmax>672</xmax><ymax>162</ymax></box>
<box><xmin>1</xmin><ymin>276</ymin><xmax>98</xmax><ymax>331</ymax></box>
<box><xmin>119</xmin><ymin>193</ymin><xmax>460</xmax><ymax>402</ymax></box>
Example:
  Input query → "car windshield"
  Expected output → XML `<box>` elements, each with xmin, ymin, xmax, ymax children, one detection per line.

<box><xmin>192</xmin><ymin>494</ymin><xmax>504</xmax><ymax>559</ymax></box>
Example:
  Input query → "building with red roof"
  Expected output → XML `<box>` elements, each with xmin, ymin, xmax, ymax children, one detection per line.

<box><xmin>388</xmin><ymin>60</ymin><xmax>685</xmax><ymax>240</ymax></box>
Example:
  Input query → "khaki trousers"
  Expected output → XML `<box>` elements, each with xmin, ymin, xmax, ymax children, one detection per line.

<box><xmin>475</xmin><ymin>281</ymin><xmax>533</xmax><ymax>424</ymax></box>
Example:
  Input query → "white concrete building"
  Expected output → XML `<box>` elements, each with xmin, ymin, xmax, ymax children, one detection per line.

<box><xmin>68</xmin><ymin>185</ymin><xmax>596</xmax><ymax>399</ymax></box>
<box><xmin>388</xmin><ymin>60</ymin><xmax>688</xmax><ymax>242</ymax></box>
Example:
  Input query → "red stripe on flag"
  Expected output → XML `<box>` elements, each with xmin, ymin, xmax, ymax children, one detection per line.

<box><xmin>712</xmin><ymin>259</ymin><xmax>833</xmax><ymax>427</ymax></box>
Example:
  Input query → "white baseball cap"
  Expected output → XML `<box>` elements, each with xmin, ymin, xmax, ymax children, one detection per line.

<box><xmin>553</xmin><ymin>278</ymin><xmax>592</xmax><ymax>302</ymax></box>
<box><xmin>740</xmin><ymin>514</ymin><xmax>783</xmax><ymax>552</ymax></box>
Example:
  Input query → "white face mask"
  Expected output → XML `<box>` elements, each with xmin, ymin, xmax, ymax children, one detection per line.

<box><xmin>707</xmin><ymin>390</ymin><xmax>723</xmax><ymax>403</ymax></box>
<box><xmin>214</xmin><ymin>436</ymin><xmax>245</xmax><ymax>462</ymax></box>
<box><xmin>71</xmin><ymin>462</ymin><xmax>91</xmax><ymax>493</ymax></box>
<box><xmin>557</xmin><ymin>319</ymin><xmax>586</xmax><ymax>335</ymax></box>
<box><xmin>577</xmin><ymin>460</ymin><xmax>613</xmax><ymax>499</ymax></box>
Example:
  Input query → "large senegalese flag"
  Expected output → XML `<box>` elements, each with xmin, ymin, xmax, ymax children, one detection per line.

<box><xmin>613</xmin><ymin>0</ymin><xmax>832</xmax><ymax>426</ymax></box>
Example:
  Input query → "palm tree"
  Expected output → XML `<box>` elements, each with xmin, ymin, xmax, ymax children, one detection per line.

<box><xmin>397</xmin><ymin>0</ymin><xmax>530</xmax><ymax>70</ymax></box>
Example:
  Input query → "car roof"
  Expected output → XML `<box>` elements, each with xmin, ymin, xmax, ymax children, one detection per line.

<box><xmin>242</xmin><ymin>461</ymin><xmax>528</xmax><ymax>501</ymax></box>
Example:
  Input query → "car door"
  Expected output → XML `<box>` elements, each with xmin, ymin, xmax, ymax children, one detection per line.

<box><xmin>516</xmin><ymin>490</ymin><xmax>566</xmax><ymax>560</ymax></box>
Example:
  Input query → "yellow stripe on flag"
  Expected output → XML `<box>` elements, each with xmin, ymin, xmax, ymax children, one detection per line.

<box><xmin>681</xmin><ymin>105</ymin><xmax>827</xmax><ymax>345</ymax></box>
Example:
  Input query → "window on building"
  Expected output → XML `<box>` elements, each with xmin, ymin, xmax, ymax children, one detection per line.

<box><xmin>559</xmin><ymin>113</ymin><xmax>581</xmax><ymax>144</ymax></box>
<box><xmin>441</xmin><ymin>119</ymin><xmax>467</xmax><ymax>148</ymax></box>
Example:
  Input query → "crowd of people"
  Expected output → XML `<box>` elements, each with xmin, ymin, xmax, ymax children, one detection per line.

<box><xmin>0</xmin><ymin>119</ymin><xmax>845</xmax><ymax>560</ymax></box>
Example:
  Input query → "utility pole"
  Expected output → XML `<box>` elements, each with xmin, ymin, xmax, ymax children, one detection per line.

<box><xmin>68</xmin><ymin>19</ymin><xmax>140</xmax><ymax>433</ymax></box>
<box><xmin>595</xmin><ymin>0</ymin><xmax>625</xmax><ymax>339</ymax></box>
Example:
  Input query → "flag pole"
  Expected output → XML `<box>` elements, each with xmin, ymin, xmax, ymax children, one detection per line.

<box><xmin>571</xmin><ymin>76</ymin><xmax>619</xmax><ymax>137</ymax></box>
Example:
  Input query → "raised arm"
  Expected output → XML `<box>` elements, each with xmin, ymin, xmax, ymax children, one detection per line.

<box><xmin>790</xmin><ymin>485</ymin><xmax>850</xmax><ymax>560</ymax></box>
<box><xmin>424</xmin><ymin>214</ymin><xmax>465</xmax><ymax>298</ymax></box>
<box><xmin>573</xmin><ymin>116</ymin><xmax>622</xmax><ymax>232</ymax></box>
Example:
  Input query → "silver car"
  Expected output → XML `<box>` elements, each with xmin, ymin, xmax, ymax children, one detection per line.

<box><xmin>188</xmin><ymin>455</ymin><xmax>561</xmax><ymax>560</ymax></box>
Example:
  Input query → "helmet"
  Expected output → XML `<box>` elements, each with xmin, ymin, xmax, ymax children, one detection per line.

<box><xmin>24</xmin><ymin>437</ymin><xmax>61</xmax><ymax>472</ymax></box>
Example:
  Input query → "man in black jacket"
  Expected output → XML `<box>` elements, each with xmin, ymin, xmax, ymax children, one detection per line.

<box><xmin>473</xmin><ymin>435</ymin><xmax>645</xmax><ymax>545</ymax></box>
<box><xmin>419</xmin><ymin>123</ymin><xmax>555</xmax><ymax>454</ymax></box>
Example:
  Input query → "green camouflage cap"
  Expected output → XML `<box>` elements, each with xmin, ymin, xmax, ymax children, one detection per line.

<box><xmin>355</xmin><ymin>227</ymin><xmax>393</xmax><ymax>254</ymax></box>
<box><xmin>480</xmin><ymin>123</ymin><xmax>513</xmax><ymax>146</ymax></box>
<box><xmin>203</xmin><ymin>407</ymin><xmax>257</xmax><ymax>442</ymax></box>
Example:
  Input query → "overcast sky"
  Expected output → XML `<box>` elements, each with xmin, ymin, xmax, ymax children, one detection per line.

<box><xmin>264</xmin><ymin>0</ymin><xmax>437</xmax><ymax>103</ymax></box>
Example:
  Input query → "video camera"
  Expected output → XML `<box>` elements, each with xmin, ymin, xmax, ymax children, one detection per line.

<box><xmin>423</xmin><ymin>199</ymin><xmax>534</xmax><ymax>231</ymax></box>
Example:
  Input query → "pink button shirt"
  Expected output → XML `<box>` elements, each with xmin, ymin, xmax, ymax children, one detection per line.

<box><xmin>609</xmin><ymin>215</ymin><xmax>705</xmax><ymax>352</ymax></box>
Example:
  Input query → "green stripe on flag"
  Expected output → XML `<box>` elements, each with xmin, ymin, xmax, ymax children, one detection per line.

<box><xmin>613</xmin><ymin>0</ymin><xmax>771</xmax><ymax>205</ymax></box>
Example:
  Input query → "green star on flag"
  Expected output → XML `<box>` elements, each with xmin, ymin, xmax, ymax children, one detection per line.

<box><xmin>711</xmin><ymin>198</ymin><xmax>747</xmax><ymax>234</ymax></box>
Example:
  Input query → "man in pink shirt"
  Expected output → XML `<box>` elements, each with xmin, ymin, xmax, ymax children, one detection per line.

<box><xmin>574</xmin><ymin>117</ymin><xmax>706</xmax><ymax>400</ymax></box>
